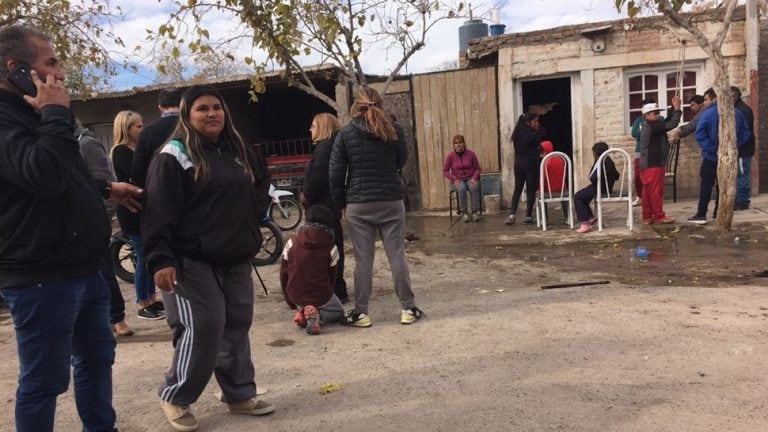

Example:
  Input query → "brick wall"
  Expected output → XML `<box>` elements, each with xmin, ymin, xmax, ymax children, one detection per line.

<box><xmin>499</xmin><ymin>17</ymin><xmax>746</xmax><ymax>200</ymax></box>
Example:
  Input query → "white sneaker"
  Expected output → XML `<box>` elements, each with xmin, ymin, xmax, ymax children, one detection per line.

<box><xmin>632</xmin><ymin>197</ymin><xmax>641</xmax><ymax>207</ymax></box>
<box><xmin>504</xmin><ymin>214</ymin><xmax>516</xmax><ymax>225</ymax></box>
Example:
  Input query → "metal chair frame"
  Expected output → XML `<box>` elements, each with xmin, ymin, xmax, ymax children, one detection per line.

<box><xmin>449</xmin><ymin>180</ymin><xmax>483</xmax><ymax>222</ymax></box>
<box><xmin>535</xmin><ymin>151</ymin><xmax>574</xmax><ymax>231</ymax></box>
<box><xmin>664</xmin><ymin>139</ymin><xmax>681</xmax><ymax>202</ymax></box>
<box><xmin>595</xmin><ymin>148</ymin><xmax>634</xmax><ymax>232</ymax></box>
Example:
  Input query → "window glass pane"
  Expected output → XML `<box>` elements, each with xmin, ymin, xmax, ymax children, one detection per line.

<box><xmin>629</xmin><ymin>93</ymin><xmax>643</xmax><ymax>109</ymax></box>
<box><xmin>682</xmin><ymin>88</ymin><xmax>696</xmax><ymax>102</ymax></box>
<box><xmin>645</xmin><ymin>75</ymin><xmax>658</xmax><ymax>90</ymax></box>
<box><xmin>683</xmin><ymin>71</ymin><xmax>696</xmax><ymax>87</ymax></box>
<box><xmin>644</xmin><ymin>91</ymin><xmax>658</xmax><ymax>104</ymax></box>
<box><xmin>667</xmin><ymin>89</ymin><xmax>676</xmax><ymax>104</ymax></box>
<box><xmin>666</xmin><ymin>72</ymin><xmax>678</xmax><ymax>88</ymax></box>
<box><xmin>629</xmin><ymin>76</ymin><xmax>642</xmax><ymax>92</ymax></box>
<box><xmin>630</xmin><ymin>111</ymin><xmax>642</xmax><ymax>125</ymax></box>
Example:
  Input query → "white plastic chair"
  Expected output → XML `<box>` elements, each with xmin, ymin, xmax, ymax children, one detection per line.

<box><xmin>535</xmin><ymin>151</ymin><xmax>574</xmax><ymax>231</ymax></box>
<box><xmin>595</xmin><ymin>148</ymin><xmax>633</xmax><ymax>232</ymax></box>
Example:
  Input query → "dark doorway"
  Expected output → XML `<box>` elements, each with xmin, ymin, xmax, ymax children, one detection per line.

<box><xmin>521</xmin><ymin>77</ymin><xmax>573</xmax><ymax>158</ymax></box>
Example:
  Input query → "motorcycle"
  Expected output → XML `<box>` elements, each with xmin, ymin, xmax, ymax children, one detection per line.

<box><xmin>110</xmin><ymin>217</ymin><xmax>284</xmax><ymax>284</ymax></box>
<box><xmin>110</xmin><ymin>230</ymin><xmax>136</xmax><ymax>284</ymax></box>
<box><xmin>268</xmin><ymin>184</ymin><xmax>302</xmax><ymax>231</ymax></box>
<box><xmin>251</xmin><ymin>218</ymin><xmax>284</xmax><ymax>267</ymax></box>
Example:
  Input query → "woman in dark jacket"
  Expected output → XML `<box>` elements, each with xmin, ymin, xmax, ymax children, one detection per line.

<box><xmin>111</xmin><ymin>110</ymin><xmax>165</xmax><ymax>321</ymax></box>
<box><xmin>505</xmin><ymin>112</ymin><xmax>542</xmax><ymax>225</ymax></box>
<box><xmin>142</xmin><ymin>85</ymin><xmax>274</xmax><ymax>430</ymax></box>
<box><xmin>329</xmin><ymin>87</ymin><xmax>425</xmax><ymax>328</ymax></box>
<box><xmin>301</xmin><ymin>112</ymin><xmax>348</xmax><ymax>303</ymax></box>
<box><xmin>573</xmin><ymin>141</ymin><xmax>620</xmax><ymax>233</ymax></box>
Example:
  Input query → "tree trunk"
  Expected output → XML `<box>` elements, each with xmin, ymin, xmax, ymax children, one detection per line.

<box><xmin>712</xmin><ymin>52</ymin><xmax>738</xmax><ymax>232</ymax></box>
<box><xmin>292</xmin><ymin>80</ymin><xmax>339</xmax><ymax>112</ymax></box>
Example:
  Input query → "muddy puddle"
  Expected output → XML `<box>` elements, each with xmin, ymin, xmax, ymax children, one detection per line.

<box><xmin>405</xmin><ymin>215</ymin><xmax>768</xmax><ymax>287</ymax></box>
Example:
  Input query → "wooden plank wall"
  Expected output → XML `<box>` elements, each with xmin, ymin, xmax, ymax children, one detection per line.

<box><xmin>412</xmin><ymin>67</ymin><xmax>499</xmax><ymax>210</ymax></box>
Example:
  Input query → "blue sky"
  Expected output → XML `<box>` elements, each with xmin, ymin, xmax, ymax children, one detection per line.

<box><xmin>107</xmin><ymin>0</ymin><xmax>627</xmax><ymax>90</ymax></box>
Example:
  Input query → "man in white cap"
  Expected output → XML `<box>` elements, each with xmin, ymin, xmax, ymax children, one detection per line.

<box><xmin>637</xmin><ymin>95</ymin><xmax>682</xmax><ymax>224</ymax></box>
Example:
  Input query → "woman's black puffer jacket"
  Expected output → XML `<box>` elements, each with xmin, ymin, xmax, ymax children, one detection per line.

<box><xmin>329</xmin><ymin>118</ymin><xmax>407</xmax><ymax>209</ymax></box>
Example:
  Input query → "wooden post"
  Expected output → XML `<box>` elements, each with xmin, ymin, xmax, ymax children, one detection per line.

<box><xmin>746</xmin><ymin>0</ymin><xmax>759</xmax><ymax>194</ymax></box>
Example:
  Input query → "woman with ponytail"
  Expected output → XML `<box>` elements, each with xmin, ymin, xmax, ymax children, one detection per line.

<box><xmin>329</xmin><ymin>87</ymin><xmax>425</xmax><ymax>328</ymax></box>
<box><xmin>505</xmin><ymin>112</ymin><xmax>542</xmax><ymax>225</ymax></box>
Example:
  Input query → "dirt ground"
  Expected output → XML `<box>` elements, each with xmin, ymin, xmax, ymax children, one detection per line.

<box><xmin>2</xmin><ymin>211</ymin><xmax>768</xmax><ymax>431</ymax></box>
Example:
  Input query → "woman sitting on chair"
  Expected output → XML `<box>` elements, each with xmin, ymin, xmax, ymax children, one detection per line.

<box><xmin>443</xmin><ymin>134</ymin><xmax>481</xmax><ymax>222</ymax></box>
<box><xmin>574</xmin><ymin>141</ymin><xmax>619</xmax><ymax>233</ymax></box>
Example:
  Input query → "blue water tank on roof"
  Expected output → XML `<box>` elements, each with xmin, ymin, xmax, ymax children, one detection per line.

<box><xmin>459</xmin><ymin>19</ymin><xmax>488</xmax><ymax>51</ymax></box>
<box><xmin>489</xmin><ymin>24</ymin><xmax>506</xmax><ymax>36</ymax></box>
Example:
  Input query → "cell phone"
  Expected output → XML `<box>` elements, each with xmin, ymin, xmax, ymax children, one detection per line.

<box><xmin>7</xmin><ymin>62</ymin><xmax>37</xmax><ymax>97</ymax></box>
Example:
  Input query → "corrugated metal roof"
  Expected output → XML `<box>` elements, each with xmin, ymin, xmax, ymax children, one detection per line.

<box><xmin>81</xmin><ymin>64</ymin><xmax>342</xmax><ymax>101</ymax></box>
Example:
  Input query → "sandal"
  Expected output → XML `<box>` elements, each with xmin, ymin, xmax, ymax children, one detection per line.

<box><xmin>113</xmin><ymin>321</ymin><xmax>134</xmax><ymax>337</ymax></box>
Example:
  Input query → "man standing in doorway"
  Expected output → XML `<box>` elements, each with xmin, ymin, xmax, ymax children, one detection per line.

<box><xmin>132</xmin><ymin>87</ymin><xmax>183</xmax><ymax>188</ymax></box>
<box><xmin>0</xmin><ymin>25</ymin><xmax>141</xmax><ymax>431</ymax></box>
<box><xmin>730</xmin><ymin>86</ymin><xmax>755</xmax><ymax>211</ymax></box>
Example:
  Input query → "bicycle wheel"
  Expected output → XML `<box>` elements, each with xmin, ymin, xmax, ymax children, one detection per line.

<box><xmin>252</xmin><ymin>220</ymin><xmax>284</xmax><ymax>266</ymax></box>
<box><xmin>110</xmin><ymin>238</ymin><xmax>136</xmax><ymax>283</ymax></box>
<box><xmin>270</xmin><ymin>197</ymin><xmax>302</xmax><ymax>231</ymax></box>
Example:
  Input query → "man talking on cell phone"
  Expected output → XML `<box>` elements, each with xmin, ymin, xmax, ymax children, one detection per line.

<box><xmin>0</xmin><ymin>26</ymin><xmax>142</xmax><ymax>432</ymax></box>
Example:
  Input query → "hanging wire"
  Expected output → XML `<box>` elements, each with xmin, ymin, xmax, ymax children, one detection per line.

<box><xmin>675</xmin><ymin>39</ymin><xmax>687</xmax><ymax>97</ymax></box>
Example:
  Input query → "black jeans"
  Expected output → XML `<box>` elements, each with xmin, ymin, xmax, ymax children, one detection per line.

<box><xmin>510</xmin><ymin>162</ymin><xmax>539</xmax><ymax>217</ymax></box>
<box><xmin>99</xmin><ymin>246</ymin><xmax>126</xmax><ymax>324</ymax></box>
<box><xmin>330</xmin><ymin>219</ymin><xmax>348</xmax><ymax>301</ymax></box>
<box><xmin>696</xmin><ymin>159</ymin><xmax>717</xmax><ymax>217</ymax></box>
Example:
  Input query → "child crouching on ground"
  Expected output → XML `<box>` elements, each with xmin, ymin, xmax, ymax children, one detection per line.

<box><xmin>280</xmin><ymin>205</ymin><xmax>345</xmax><ymax>335</ymax></box>
<box><xmin>574</xmin><ymin>142</ymin><xmax>620</xmax><ymax>233</ymax></box>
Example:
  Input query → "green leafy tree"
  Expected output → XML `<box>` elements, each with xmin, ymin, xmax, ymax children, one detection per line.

<box><xmin>148</xmin><ymin>0</ymin><xmax>468</xmax><ymax>111</ymax></box>
<box><xmin>615</xmin><ymin>0</ymin><xmax>747</xmax><ymax>231</ymax></box>
<box><xmin>0</xmin><ymin>0</ymin><xmax>126</xmax><ymax>96</ymax></box>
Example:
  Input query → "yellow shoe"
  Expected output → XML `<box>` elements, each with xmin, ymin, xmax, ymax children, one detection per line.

<box><xmin>341</xmin><ymin>311</ymin><xmax>372</xmax><ymax>327</ymax></box>
<box><xmin>400</xmin><ymin>307</ymin><xmax>426</xmax><ymax>325</ymax></box>
<box><xmin>160</xmin><ymin>400</ymin><xmax>198</xmax><ymax>431</ymax></box>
